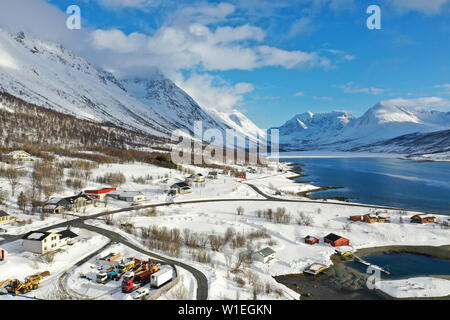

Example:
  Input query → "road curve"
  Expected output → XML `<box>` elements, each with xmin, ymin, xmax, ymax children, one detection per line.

<box><xmin>73</xmin><ymin>221</ymin><xmax>208</xmax><ymax>300</ymax></box>
<box><xmin>1</xmin><ymin>182</ymin><xmax>445</xmax><ymax>299</ymax></box>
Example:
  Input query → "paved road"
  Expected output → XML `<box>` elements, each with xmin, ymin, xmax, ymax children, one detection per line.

<box><xmin>56</xmin><ymin>240</ymin><xmax>113</xmax><ymax>300</ymax></box>
<box><xmin>1</xmin><ymin>182</ymin><xmax>444</xmax><ymax>300</ymax></box>
<box><xmin>73</xmin><ymin>221</ymin><xmax>208</xmax><ymax>300</ymax></box>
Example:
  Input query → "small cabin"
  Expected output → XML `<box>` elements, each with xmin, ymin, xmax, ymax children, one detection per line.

<box><xmin>410</xmin><ymin>215</ymin><xmax>435</xmax><ymax>224</ymax></box>
<box><xmin>304</xmin><ymin>236</ymin><xmax>319</xmax><ymax>245</ymax></box>
<box><xmin>252</xmin><ymin>247</ymin><xmax>275</xmax><ymax>264</ymax></box>
<box><xmin>0</xmin><ymin>210</ymin><xmax>10</xmax><ymax>224</ymax></box>
<box><xmin>235</xmin><ymin>172</ymin><xmax>247</xmax><ymax>180</ymax></box>
<box><xmin>207</xmin><ymin>171</ymin><xmax>218</xmax><ymax>179</ymax></box>
<box><xmin>170</xmin><ymin>182</ymin><xmax>192</xmax><ymax>195</ymax></box>
<box><xmin>324</xmin><ymin>233</ymin><xmax>350</xmax><ymax>247</ymax></box>
<box><xmin>4</xmin><ymin>150</ymin><xmax>32</xmax><ymax>163</ymax></box>
<box><xmin>108</xmin><ymin>191</ymin><xmax>146</xmax><ymax>202</ymax></box>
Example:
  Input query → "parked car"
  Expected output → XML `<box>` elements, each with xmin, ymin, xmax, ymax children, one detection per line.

<box><xmin>133</xmin><ymin>288</ymin><xmax>149</xmax><ymax>299</ymax></box>
<box><xmin>0</xmin><ymin>228</ymin><xmax>7</xmax><ymax>233</ymax></box>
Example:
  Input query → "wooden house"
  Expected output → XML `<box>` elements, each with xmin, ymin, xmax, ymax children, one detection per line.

<box><xmin>4</xmin><ymin>150</ymin><xmax>32</xmax><ymax>163</ymax></box>
<box><xmin>410</xmin><ymin>215</ymin><xmax>435</xmax><ymax>224</ymax></box>
<box><xmin>304</xmin><ymin>235</ymin><xmax>319</xmax><ymax>245</ymax></box>
<box><xmin>43</xmin><ymin>198</ymin><xmax>71</xmax><ymax>214</ymax></box>
<box><xmin>235</xmin><ymin>172</ymin><xmax>247</xmax><ymax>180</ymax></box>
<box><xmin>170</xmin><ymin>182</ymin><xmax>192</xmax><ymax>195</ymax></box>
<box><xmin>324</xmin><ymin>233</ymin><xmax>350</xmax><ymax>247</ymax></box>
<box><xmin>0</xmin><ymin>210</ymin><xmax>10</xmax><ymax>224</ymax></box>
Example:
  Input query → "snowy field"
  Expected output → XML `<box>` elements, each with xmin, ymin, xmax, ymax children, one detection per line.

<box><xmin>375</xmin><ymin>277</ymin><xmax>450</xmax><ymax>298</ymax></box>
<box><xmin>86</xmin><ymin>197</ymin><xmax>449</xmax><ymax>300</ymax></box>
<box><xmin>1</xmin><ymin>157</ymin><xmax>449</xmax><ymax>300</ymax></box>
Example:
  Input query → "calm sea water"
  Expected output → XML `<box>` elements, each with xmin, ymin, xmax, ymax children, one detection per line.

<box><xmin>282</xmin><ymin>157</ymin><xmax>450</xmax><ymax>214</ymax></box>
<box><xmin>347</xmin><ymin>253</ymin><xmax>450</xmax><ymax>278</ymax></box>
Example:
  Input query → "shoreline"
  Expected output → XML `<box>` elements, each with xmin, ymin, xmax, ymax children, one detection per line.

<box><xmin>282</xmin><ymin>160</ymin><xmax>450</xmax><ymax>215</ymax></box>
<box><xmin>274</xmin><ymin>245</ymin><xmax>450</xmax><ymax>300</ymax></box>
<box><xmin>285</xmin><ymin>163</ymin><xmax>350</xmax><ymax>202</ymax></box>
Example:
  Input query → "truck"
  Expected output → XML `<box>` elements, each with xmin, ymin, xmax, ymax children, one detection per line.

<box><xmin>134</xmin><ymin>269</ymin><xmax>153</xmax><ymax>285</ymax></box>
<box><xmin>150</xmin><ymin>267</ymin><xmax>172</xmax><ymax>288</ymax></box>
<box><xmin>96</xmin><ymin>268</ymin><xmax>119</xmax><ymax>284</ymax></box>
<box><xmin>121</xmin><ymin>271</ymin><xmax>141</xmax><ymax>293</ymax></box>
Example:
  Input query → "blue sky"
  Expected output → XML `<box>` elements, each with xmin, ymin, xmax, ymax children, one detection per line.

<box><xmin>3</xmin><ymin>0</ymin><xmax>450</xmax><ymax>128</ymax></box>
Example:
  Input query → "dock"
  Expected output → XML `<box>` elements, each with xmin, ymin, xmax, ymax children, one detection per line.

<box><xmin>352</xmin><ymin>255</ymin><xmax>390</xmax><ymax>275</ymax></box>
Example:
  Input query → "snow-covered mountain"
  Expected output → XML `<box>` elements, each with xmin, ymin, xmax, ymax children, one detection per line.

<box><xmin>0</xmin><ymin>29</ymin><xmax>261</xmax><ymax>144</ymax></box>
<box><xmin>274</xmin><ymin>101</ymin><xmax>450</xmax><ymax>151</ymax></box>
<box><xmin>272</xmin><ymin>111</ymin><xmax>355</xmax><ymax>149</ymax></box>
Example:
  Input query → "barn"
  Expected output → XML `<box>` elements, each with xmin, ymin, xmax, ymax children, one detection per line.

<box><xmin>324</xmin><ymin>233</ymin><xmax>350</xmax><ymax>247</ymax></box>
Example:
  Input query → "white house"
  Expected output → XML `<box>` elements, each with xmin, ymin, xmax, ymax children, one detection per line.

<box><xmin>108</xmin><ymin>191</ymin><xmax>146</xmax><ymax>202</ymax></box>
<box><xmin>0</xmin><ymin>210</ymin><xmax>10</xmax><ymax>224</ymax></box>
<box><xmin>4</xmin><ymin>150</ymin><xmax>32</xmax><ymax>162</ymax></box>
<box><xmin>252</xmin><ymin>247</ymin><xmax>276</xmax><ymax>264</ymax></box>
<box><xmin>22</xmin><ymin>230</ymin><xmax>78</xmax><ymax>254</ymax></box>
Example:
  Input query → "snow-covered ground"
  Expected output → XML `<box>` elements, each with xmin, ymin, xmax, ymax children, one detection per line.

<box><xmin>406</xmin><ymin>151</ymin><xmax>450</xmax><ymax>162</ymax></box>
<box><xmin>62</xmin><ymin>243</ymin><xmax>181</xmax><ymax>300</ymax></box>
<box><xmin>0</xmin><ymin>228</ymin><xmax>109</xmax><ymax>299</ymax></box>
<box><xmin>1</xmin><ymin>157</ymin><xmax>449</xmax><ymax>300</ymax></box>
<box><xmin>86</xmin><ymin>197</ymin><xmax>449</xmax><ymax>300</ymax></box>
<box><xmin>375</xmin><ymin>277</ymin><xmax>450</xmax><ymax>298</ymax></box>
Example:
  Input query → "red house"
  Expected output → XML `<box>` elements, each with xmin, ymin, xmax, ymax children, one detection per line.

<box><xmin>324</xmin><ymin>233</ymin><xmax>350</xmax><ymax>247</ymax></box>
<box><xmin>84</xmin><ymin>187</ymin><xmax>117</xmax><ymax>200</ymax></box>
<box><xmin>235</xmin><ymin>172</ymin><xmax>247</xmax><ymax>180</ymax></box>
<box><xmin>304</xmin><ymin>236</ymin><xmax>319</xmax><ymax>245</ymax></box>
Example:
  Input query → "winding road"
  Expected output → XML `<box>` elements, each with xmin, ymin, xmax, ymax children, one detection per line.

<box><xmin>0</xmin><ymin>181</ymin><xmax>444</xmax><ymax>300</ymax></box>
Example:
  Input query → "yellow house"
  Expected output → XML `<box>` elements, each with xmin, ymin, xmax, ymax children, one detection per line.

<box><xmin>0</xmin><ymin>210</ymin><xmax>9</xmax><ymax>224</ymax></box>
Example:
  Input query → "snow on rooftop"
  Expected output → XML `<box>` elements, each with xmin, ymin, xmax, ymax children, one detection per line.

<box><xmin>26</xmin><ymin>233</ymin><xmax>46</xmax><ymax>240</ymax></box>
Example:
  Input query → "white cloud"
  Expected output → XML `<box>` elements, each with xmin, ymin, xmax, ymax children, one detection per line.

<box><xmin>92</xmin><ymin>29</ymin><xmax>147</xmax><ymax>53</ymax></box>
<box><xmin>388</xmin><ymin>0</ymin><xmax>450</xmax><ymax>14</ymax></box>
<box><xmin>340</xmin><ymin>82</ymin><xmax>387</xmax><ymax>95</ymax></box>
<box><xmin>293</xmin><ymin>91</ymin><xmax>305</xmax><ymax>97</ymax></box>
<box><xmin>313</xmin><ymin>96</ymin><xmax>332</xmax><ymax>101</ymax></box>
<box><xmin>91</xmin><ymin>22</ymin><xmax>333</xmax><ymax>73</ymax></box>
<box><xmin>98</xmin><ymin>0</ymin><xmax>161</xmax><ymax>9</ymax></box>
<box><xmin>174</xmin><ymin>73</ymin><xmax>254</xmax><ymax>112</ymax></box>
<box><xmin>381</xmin><ymin>97</ymin><xmax>450</xmax><ymax>109</ymax></box>
<box><xmin>435</xmin><ymin>83</ymin><xmax>450</xmax><ymax>93</ymax></box>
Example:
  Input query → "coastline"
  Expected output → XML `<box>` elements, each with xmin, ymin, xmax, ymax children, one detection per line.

<box><xmin>285</xmin><ymin>162</ymin><xmax>350</xmax><ymax>202</ymax></box>
<box><xmin>275</xmin><ymin>245</ymin><xmax>450</xmax><ymax>300</ymax></box>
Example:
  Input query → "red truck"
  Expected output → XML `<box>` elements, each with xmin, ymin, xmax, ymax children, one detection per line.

<box><xmin>121</xmin><ymin>272</ymin><xmax>140</xmax><ymax>293</ymax></box>
<box><xmin>121</xmin><ymin>266</ymin><xmax>161</xmax><ymax>293</ymax></box>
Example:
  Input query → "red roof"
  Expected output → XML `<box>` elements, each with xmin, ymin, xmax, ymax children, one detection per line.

<box><xmin>85</xmin><ymin>187</ymin><xmax>116</xmax><ymax>194</ymax></box>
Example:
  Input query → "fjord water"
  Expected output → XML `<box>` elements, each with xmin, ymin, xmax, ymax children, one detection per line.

<box><xmin>284</xmin><ymin>157</ymin><xmax>450</xmax><ymax>214</ymax></box>
<box><xmin>347</xmin><ymin>253</ymin><xmax>450</xmax><ymax>278</ymax></box>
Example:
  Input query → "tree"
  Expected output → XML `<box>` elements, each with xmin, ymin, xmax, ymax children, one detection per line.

<box><xmin>5</xmin><ymin>167</ymin><xmax>21</xmax><ymax>196</ymax></box>
<box><xmin>17</xmin><ymin>191</ymin><xmax>27</xmax><ymax>212</ymax></box>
